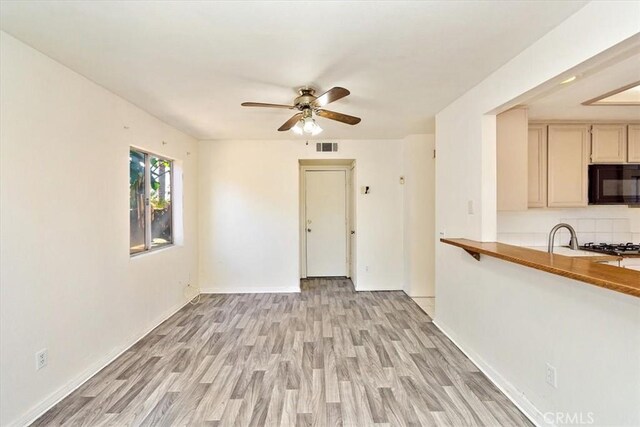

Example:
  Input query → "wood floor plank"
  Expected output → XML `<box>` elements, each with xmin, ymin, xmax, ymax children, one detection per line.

<box><xmin>31</xmin><ymin>278</ymin><xmax>532</xmax><ymax>427</ymax></box>
<box><xmin>31</xmin><ymin>395</ymin><xmax>92</xmax><ymax>426</ymax></box>
<box><xmin>114</xmin><ymin>369</ymin><xmax>180</xmax><ymax>425</ymax></box>
<box><xmin>138</xmin><ymin>391</ymin><xmax>179</xmax><ymax>427</ymax></box>
<box><xmin>264</xmin><ymin>361</ymin><xmax>287</xmax><ymax>426</ymax></box>
<box><xmin>326</xmin><ymin>402</ymin><xmax>343</xmax><ymax>426</ymax></box>
<box><xmin>280</xmin><ymin>389</ymin><xmax>298</xmax><ymax>427</ymax></box>
<box><xmin>106</xmin><ymin>356</ymin><xmax>162</xmax><ymax>414</ymax></box>
<box><xmin>323</xmin><ymin>337</ymin><xmax>341</xmax><ymax>404</ymax></box>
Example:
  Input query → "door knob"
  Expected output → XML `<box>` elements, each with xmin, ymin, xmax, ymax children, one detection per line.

<box><xmin>307</xmin><ymin>228</ymin><xmax>312</xmax><ymax>233</ymax></box>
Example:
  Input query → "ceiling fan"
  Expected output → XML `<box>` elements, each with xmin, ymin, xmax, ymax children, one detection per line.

<box><xmin>241</xmin><ymin>87</ymin><xmax>361</xmax><ymax>135</ymax></box>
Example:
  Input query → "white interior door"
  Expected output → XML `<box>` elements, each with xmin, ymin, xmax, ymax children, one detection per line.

<box><xmin>305</xmin><ymin>170</ymin><xmax>347</xmax><ymax>277</ymax></box>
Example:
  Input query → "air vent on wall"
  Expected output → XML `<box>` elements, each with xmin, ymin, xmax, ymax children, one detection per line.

<box><xmin>316</xmin><ymin>142</ymin><xmax>338</xmax><ymax>152</ymax></box>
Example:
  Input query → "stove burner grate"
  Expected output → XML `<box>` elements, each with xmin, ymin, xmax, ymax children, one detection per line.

<box><xmin>580</xmin><ymin>242</ymin><xmax>640</xmax><ymax>255</ymax></box>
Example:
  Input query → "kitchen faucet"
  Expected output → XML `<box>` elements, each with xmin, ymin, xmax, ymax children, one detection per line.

<box><xmin>548</xmin><ymin>223</ymin><xmax>579</xmax><ymax>253</ymax></box>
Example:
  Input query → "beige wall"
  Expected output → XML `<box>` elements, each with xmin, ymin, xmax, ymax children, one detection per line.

<box><xmin>198</xmin><ymin>136</ymin><xmax>435</xmax><ymax>294</ymax></box>
<box><xmin>402</xmin><ymin>135</ymin><xmax>436</xmax><ymax>297</ymax></box>
<box><xmin>0</xmin><ymin>32</ymin><xmax>199</xmax><ymax>426</ymax></box>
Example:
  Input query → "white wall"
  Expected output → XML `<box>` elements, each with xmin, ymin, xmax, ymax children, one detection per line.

<box><xmin>198</xmin><ymin>135</ymin><xmax>434</xmax><ymax>294</ymax></box>
<box><xmin>402</xmin><ymin>134</ymin><xmax>436</xmax><ymax>297</ymax></box>
<box><xmin>0</xmin><ymin>32</ymin><xmax>199</xmax><ymax>426</ymax></box>
<box><xmin>435</xmin><ymin>2</ymin><xmax>640</xmax><ymax>426</ymax></box>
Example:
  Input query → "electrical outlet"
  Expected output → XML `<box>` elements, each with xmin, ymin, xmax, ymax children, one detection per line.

<box><xmin>36</xmin><ymin>348</ymin><xmax>48</xmax><ymax>370</ymax></box>
<box><xmin>545</xmin><ymin>363</ymin><xmax>557</xmax><ymax>388</ymax></box>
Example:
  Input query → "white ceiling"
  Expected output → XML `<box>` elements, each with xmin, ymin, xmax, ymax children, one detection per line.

<box><xmin>0</xmin><ymin>1</ymin><xmax>587</xmax><ymax>140</ymax></box>
<box><xmin>527</xmin><ymin>52</ymin><xmax>640</xmax><ymax>121</ymax></box>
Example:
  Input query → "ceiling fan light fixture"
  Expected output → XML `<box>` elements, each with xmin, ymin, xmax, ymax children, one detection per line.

<box><xmin>292</xmin><ymin>120</ymin><xmax>304</xmax><ymax>135</ymax></box>
<box><xmin>242</xmin><ymin>86</ymin><xmax>360</xmax><ymax>133</ymax></box>
<box><xmin>311</xmin><ymin>123</ymin><xmax>323</xmax><ymax>136</ymax></box>
<box><xmin>290</xmin><ymin>116</ymin><xmax>321</xmax><ymax>135</ymax></box>
<box><xmin>302</xmin><ymin>117</ymin><xmax>316</xmax><ymax>133</ymax></box>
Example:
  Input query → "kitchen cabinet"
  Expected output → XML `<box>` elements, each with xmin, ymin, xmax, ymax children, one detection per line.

<box><xmin>497</xmin><ymin>108</ymin><xmax>528</xmax><ymax>211</ymax></box>
<box><xmin>628</xmin><ymin>124</ymin><xmax>640</xmax><ymax>163</ymax></box>
<box><xmin>527</xmin><ymin>125</ymin><xmax>547</xmax><ymax>207</ymax></box>
<box><xmin>590</xmin><ymin>124</ymin><xmax>627</xmax><ymax>163</ymax></box>
<box><xmin>547</xmin><ymin>124</ymin><xmax>589</xmax><ymax>208</ymax></box>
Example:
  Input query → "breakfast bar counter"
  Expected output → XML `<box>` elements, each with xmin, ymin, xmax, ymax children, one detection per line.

<box><xmin>441</xmin><ymin>238</ymin><xmax>640</xmax><ymax>298</ymax></box>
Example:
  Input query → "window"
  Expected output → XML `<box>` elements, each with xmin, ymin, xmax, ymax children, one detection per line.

<box><xmin>129</xmin><ymin>149</ymin><xmax>173</xmax><ymax>255</ymax></box>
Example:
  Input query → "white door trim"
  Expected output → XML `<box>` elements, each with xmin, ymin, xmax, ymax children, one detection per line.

<box><xmin>299</xmin><ymin>163</ymin><xmax>355</xmax><ymax>279</ymax></box>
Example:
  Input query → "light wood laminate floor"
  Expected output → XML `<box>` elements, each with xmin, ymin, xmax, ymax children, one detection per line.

<box><xmin>33</xmin><ymin>278</ymin><xmax>531</xmax><ymax>426</ymax></box>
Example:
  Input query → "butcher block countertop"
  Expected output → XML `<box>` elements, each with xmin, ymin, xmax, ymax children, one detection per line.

<box><xmin>523</xmin><ymin>246</ymin><xmax>622</xmax><ymax>262</ymax></box>
<box><xmin>441</xmin><ymin>238</ymin><xmax>640</xmax><ymax>298</ymax></box>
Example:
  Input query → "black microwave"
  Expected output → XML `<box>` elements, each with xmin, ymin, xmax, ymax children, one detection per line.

<box><xmin>588</xmin><ymin>164</ymin><xmax>640</xmax><ymax>205</ymax></box>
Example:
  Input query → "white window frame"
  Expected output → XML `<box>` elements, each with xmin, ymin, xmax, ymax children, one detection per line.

<box><xmin>130</xmin><ymin>148</ymin><xmax>174</xmax><ymax>256</ymax></box>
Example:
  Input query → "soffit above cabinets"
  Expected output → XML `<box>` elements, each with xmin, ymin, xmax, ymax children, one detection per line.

<box><xmin>527</xmin><ymin>52</ymin><xmax>640</xmax><ymax>121</ymax></box>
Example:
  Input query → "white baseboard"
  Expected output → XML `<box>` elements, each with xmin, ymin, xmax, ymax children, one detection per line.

<box><xmin>12</xmin><ymin>298</ymin><xmax>192</xmax><ymax>427</ymax></box>
<box><xmin>433</xmin><ymin>320</ymin><xmax>547</xmax><ymax>427</ymax></box>
<box><xmin>200</xmin><ymin>286</ymin><xmax>301</xmax><ymax>294</ymax></box>
<box><xmin>355</xmin><ymin>285</ymin><xmax>403</xmax><ymax>292</ymax></box>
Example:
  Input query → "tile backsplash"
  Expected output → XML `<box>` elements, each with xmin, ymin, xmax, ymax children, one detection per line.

<box><xmin>498</xmin><ymin>206</ymin><xmax>640</xmax><ymax>247</ymax></box>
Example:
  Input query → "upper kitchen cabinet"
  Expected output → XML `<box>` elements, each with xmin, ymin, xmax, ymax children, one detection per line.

<box><xmin>590</xmin><ymin>124</ymin><xmax>627</xmax><ymax>163</ymax></box>
<box><xmin>497</xmin><ymin>107</ymin><xmax>528</xmax><ymax>211</ymax></box>
<box><xmin>527</xmin><ymin>125</ymin><xmax>547</xmax><ymax>207</ymax></box>
<box><xmin>547</xmin><ymin>124</ymin><xmax>589</xmax><ymax>207</ymax></box>
<box><xmin>628</xmin><ymin>124</ymin><xmax>640</xmax><ymax>163</ymax></box>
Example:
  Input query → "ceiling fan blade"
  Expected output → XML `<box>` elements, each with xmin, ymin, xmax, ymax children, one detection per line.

<box><xmin>241</xmin><ymin>102</ymin><xmax>295</xmax><ymax>109</ymax></box>
<box><xmin>316</xmin><ymin>109</ymin><xmax>361</xmax><ymax>125</ymax></box>
<box><xmin>278</xmin><ymin>113</ymin><xmax>303</xmax><ymax>131</ymax></box>
<box><xmin>312</xmin><ymin>87</ymin><xmax>350</xmax><ymax>107</ymax></box>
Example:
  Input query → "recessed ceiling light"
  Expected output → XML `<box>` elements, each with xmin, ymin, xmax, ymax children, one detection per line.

<box><xmin>561</xmin><ymin>76</ymin><xmax>577</xmax><ymax>84</ymax></box>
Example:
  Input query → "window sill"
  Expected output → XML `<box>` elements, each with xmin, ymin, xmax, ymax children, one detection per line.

<box><xmin>130</xmin><ymin>244</ymin><xmax>177</xmax><ymax>260</ymax></box>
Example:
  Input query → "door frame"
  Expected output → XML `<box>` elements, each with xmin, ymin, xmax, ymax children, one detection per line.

<box><xmin>299</xmin><ymin>162</ymin><xmax>355</xmax><ymax>279</ymax></box>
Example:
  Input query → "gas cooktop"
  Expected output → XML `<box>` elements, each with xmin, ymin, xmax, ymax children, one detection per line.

<box><xmin>579</xmin><ymin>243</ymin><xmax>640</xmax><ymax>256</ymax></box>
